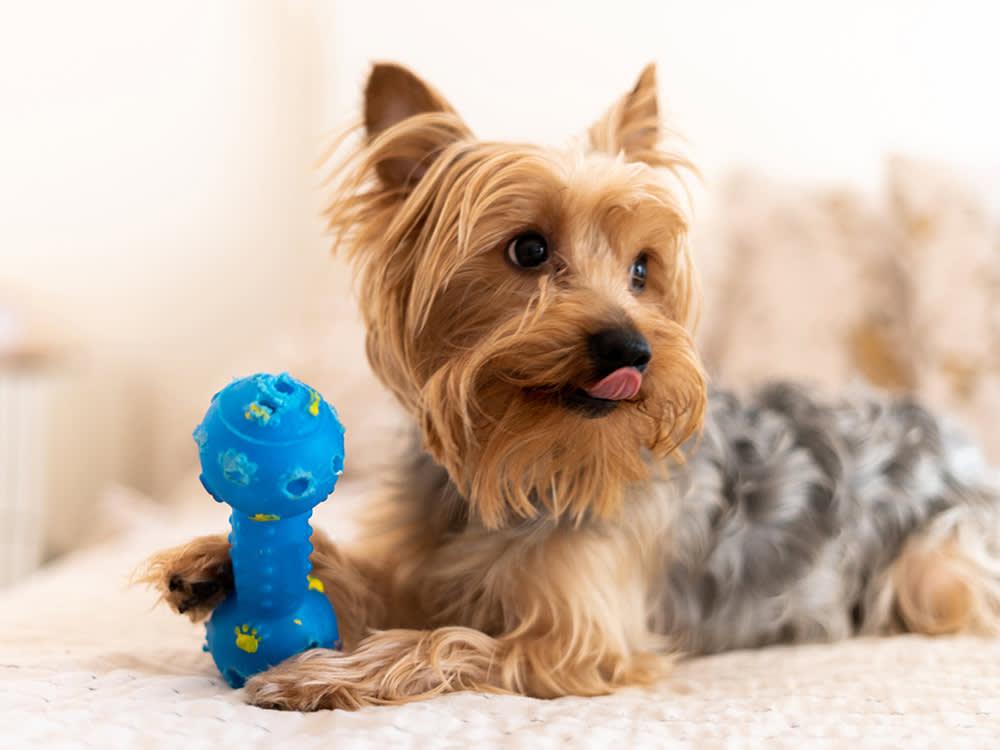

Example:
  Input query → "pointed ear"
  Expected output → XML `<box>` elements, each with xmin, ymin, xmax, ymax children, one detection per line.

<box><xmin>363</xmin><ymin>62</ymin><xmax>470</xmax><ymax>189</ymax></box>
<box><xmin>589</xmin><ymin>63</ymin><xmax>660</xmax><ymax>161</ymax></box>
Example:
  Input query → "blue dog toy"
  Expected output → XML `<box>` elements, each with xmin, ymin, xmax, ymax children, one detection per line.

<box><xmin>193</xmin><ymin>372</ymin><xmax>345</xmax><ymax>688</ymax></box>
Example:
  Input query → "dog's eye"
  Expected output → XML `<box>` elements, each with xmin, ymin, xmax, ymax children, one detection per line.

<box><xmin>629</xmin><ymin>253</ymin><xmax>648</xmax><ymax>292</ymax></box>
<box><xmin>506</xmin><ymin>232</ymin><xmax>549</xmax><ymax>268</ymax></box>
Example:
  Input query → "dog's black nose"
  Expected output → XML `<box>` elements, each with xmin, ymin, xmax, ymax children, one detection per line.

<box><xmin>588</xmin><ymin>326</ymin><xmax>651</xmax><ymax>375</ymax></box>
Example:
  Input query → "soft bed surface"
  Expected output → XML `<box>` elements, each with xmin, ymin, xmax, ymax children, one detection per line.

<box><xmin>2</xmin><ymin>483</ymin><xmax>999</xmax><ymax>749</ymax></box>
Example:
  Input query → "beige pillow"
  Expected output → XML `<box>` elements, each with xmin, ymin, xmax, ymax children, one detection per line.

<box><xmin>698</xmin><ymin>159</ymin><xmax>1000</xmax><ymax>460</ymax></box>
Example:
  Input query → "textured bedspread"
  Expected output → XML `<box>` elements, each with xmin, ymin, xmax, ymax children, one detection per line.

<box><xmin>2</xmin><ymin>483</ymin><xmax>999</xmax><ymax>749</ymax></box>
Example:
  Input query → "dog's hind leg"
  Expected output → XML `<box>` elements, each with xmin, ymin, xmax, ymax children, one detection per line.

<box><xmin>870</xmin><ymin>499</ymin><xmax>1000</xmax><ymax>636</ymax></box>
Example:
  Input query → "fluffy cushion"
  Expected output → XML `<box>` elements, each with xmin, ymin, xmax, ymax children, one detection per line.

<box><xmin>696</xmin><ymin>158</ymin><xmax>1000</xmax><ymax>461</ymax></box>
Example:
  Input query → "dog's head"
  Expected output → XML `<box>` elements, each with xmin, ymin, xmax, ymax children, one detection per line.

<box><xmin>329</xmin><ymin>63</ymin><xmax>706</xmax><ymax>528</ymax></box>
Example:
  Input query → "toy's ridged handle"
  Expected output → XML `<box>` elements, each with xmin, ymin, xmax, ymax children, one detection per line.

<box><xmin>229</xmin><ymin>511</ymin><xmax>314</xmax><ymax>618</ymax></box>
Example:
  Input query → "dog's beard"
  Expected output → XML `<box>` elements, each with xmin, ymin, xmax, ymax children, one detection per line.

<box><xmin>419</xmin><ymin>289</ymin><xmax>706</xmax><ymax>529</ymax></box>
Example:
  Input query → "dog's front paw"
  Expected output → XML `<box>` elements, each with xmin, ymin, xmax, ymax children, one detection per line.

<box><xmin>245</xmin><ymin>649</ymin><xmax>376</xmax><ymax>711</ymax></box>
<box><xmin>137</xmin><ymin>534</ymin><xmax>234</xmax><ymax>621</ymax></box>
<box><xmin>165</xmin><ymin>571</ymin><xmax>231</xmax><ymax>618</ymax></box>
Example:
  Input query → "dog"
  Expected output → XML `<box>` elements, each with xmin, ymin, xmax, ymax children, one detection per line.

<box><xmin>143</xmin><ymin>62</ymin><xmax>1000</xmax><ymax>711</ymax></box>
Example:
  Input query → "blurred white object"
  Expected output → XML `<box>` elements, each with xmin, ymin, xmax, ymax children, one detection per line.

<box><xmin>0</xmin><ymin>305</ymin><xmax>23</xmax><ymax>354</ymax></box>
<box><xmin>0</xmin><ymin>298</ymin><xmax>67</xmax><ymax>586</ymax></box>
<box><xmin>0</xmin><ymin>367</ymin><xmax>53</xmax><ymax>587</ymax></box>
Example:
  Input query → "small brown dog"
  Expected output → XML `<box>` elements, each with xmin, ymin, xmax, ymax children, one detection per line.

<box><xmin>144</xmin><ymin>62</ymin><xmax>1000</xmax><ymax>711</ymax></box>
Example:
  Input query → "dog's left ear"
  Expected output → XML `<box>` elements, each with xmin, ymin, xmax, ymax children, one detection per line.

<box><xmin>589</xmin><ymin>63</ymin><xmax>660</xmax><ymax>161</ymax></box>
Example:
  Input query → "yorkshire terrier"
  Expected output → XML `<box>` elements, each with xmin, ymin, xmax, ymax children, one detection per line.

<box><xmin>144</xmin><ymin>62</ymin><xmax>1000</xmax><ymax>711</ymax></box>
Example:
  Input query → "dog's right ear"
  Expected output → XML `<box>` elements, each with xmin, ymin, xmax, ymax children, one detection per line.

<box><xmin>589</xmin><ymin>63</ymin><xmax>661</xmax><ymax>162</ymax></box>
<box><xmin>363</xmin><ymin>63</ymin><xmax>471</xmax><ymax>190</ymax></box>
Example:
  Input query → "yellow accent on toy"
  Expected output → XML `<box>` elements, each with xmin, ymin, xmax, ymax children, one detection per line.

<box><xmin>244</xmin><ymin>402</ymin><xmax>271</xmax><ymax>423</ymax></box>
<box><xmin>250</xmin><ymin>513</ymin><xmax>280</xmax><ymax>522</ymax></box>
<box><xmin>308</xmin><ymin>391</ymin><xmax>321</xmax><ymax>417</ymax></box>
<box><xmin>235</xmin><ymin>624</ymin><xmax>261</xmax><ymax>653</ymax></box>
<box><xmin>307</xmin><ymin>575</ymin><xmax>325</xmax><ymax>593</ymax></box>
<box><xmin>293</xmin><ymin>619</ymin><xmax>302</xmax><ymax>625</ymax></box>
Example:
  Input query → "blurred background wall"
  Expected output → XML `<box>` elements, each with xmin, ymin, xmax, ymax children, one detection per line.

<box><xmin>0</xmin><ymin>1</ymin><xmax>350</xmax><ymax>555</ymax></box>
<box><xmin>320</xmin><ymin>0</ymin><xmax>1000</xmax><ymax>193</ymax></box>
<box><xmin>1</xmin><ymin>0</ymin><xmax>999</xmax><ymax>561</ymax></box>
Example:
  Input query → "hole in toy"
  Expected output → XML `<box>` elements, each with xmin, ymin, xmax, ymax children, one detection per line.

<box><xmin>285</xmin><ymin>477</ymin><xmax>311</xmax><ymax>497</ymax></box>
<box><xmin>225</xmin><ymin>668</ymin><xmax>246</xmax><ymax>688</ymax></box>
<box><xmin>331</xmin><ymin>455</ymin><xmax>344</xmax><ymax>476</ymax></box>
<box><xmin>259</xmin><ymin>397</ymin><xmax>280</xmax><ymax>413</ymax></box>
<box><xmin>307</xmin><ymin>640</ymin><xmax>319</xmax><ymax>649</ymax></box>
<box><xmin>274</xmin><ymin>378</ymin><xmax>294</xmax><ymax>394</ymax></box>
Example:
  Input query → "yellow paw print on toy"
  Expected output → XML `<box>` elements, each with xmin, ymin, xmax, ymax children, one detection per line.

<box><xmin>307</xmin><ymin>575</ymin><xmax>325</xmax><ymax>593</ymax></box>
<box><xmin>234</xmin><ymin>624</ymin><xmax>262</xmax><ymax>653</ymax></box>
<box><xmin>308</xmin><ymin>390</ymin><xmax>321</xmax><ymax>417</ymax></box>
<box><xmin>250</xmin><ymin>513</ymin><xmax>280</xmax><ymax>522</ymax></box>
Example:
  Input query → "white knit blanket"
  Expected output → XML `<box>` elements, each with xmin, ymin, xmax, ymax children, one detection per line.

<box><xmin>2</xmin><ymin>484</ymin><xmax>998</xmax><ymax>749</ymax></box>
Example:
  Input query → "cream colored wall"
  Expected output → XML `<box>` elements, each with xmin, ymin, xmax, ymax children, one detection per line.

<box><xmin>317</xmin><ymin>0</ymin><xmax>1000</xmax><ymax>193</ymax></box>
<box><xmin>1</xmin><ymin>1</ymin><xmax>362</xmax><ymax>549</ymax></box>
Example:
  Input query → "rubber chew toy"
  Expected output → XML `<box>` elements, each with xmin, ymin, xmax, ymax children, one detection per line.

<box><xmin>193</xmin><ymin>372</ymin><xmax>345</xmax><ymax>688</ymax></box>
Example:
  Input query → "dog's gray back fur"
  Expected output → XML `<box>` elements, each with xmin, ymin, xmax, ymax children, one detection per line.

<box><xmin>661</xmin><ymin>381</ymin><xmax>998</xmax><ymax>653</ymax></box>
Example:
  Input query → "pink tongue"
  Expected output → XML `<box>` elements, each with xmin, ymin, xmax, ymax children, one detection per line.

<box><xmin>585</xmin><ymin>367</ymin><xmax>643</xmax><ymax>401</ymax></box>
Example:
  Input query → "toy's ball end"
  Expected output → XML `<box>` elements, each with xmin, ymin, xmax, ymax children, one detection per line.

<box><xmin>206</xmin><ymin>590</ymin><xmax>340</xmax><ymax>688</ymax></box>
<box><xmin>194</xmin><ymin>373</ymin><xmax>345</xmax><ymax>517</ymax></box>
